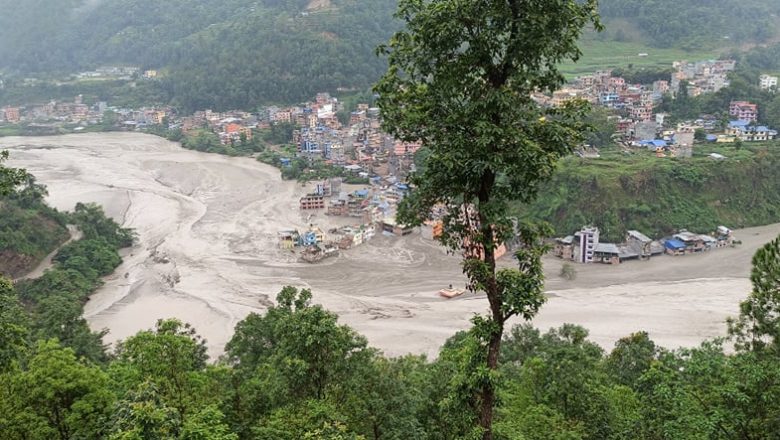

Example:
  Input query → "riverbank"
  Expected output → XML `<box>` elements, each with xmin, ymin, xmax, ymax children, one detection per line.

<box><xmin>3</xmin><ymin>132</ymin><xmax>777</xmax><ymax>358</ymax></box>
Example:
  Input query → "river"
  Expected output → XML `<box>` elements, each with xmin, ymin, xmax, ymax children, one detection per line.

<box><xmin>3</xmin><ymin>132</ymin><xmax>777</xmax><ymax>358</ymax></box>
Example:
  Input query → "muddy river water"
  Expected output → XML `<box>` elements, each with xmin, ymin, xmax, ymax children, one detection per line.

<box><xmin>4</xmin><ymin>133</ymin><xmax>777</xmax><ymax>358</ymax></box>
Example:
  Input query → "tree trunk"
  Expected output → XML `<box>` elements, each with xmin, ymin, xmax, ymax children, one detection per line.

<box><xmin>479</xmin><ymin>321</ymin><xmax>503</xmax><ymax>440</ymax></box>
<box><xmin>477</xmin><ymin>225</ymin><xmax>504</xmax><ymax>440</ymax></box>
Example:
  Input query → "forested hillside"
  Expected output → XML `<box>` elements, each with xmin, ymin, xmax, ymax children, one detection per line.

<box><xmin>0</xmin><ymin>173</ymin><xmax>70</xmax><ymax>279</ymax></box>
<box><xmin>1</xmin><ymin>0</ymin><xmax>778</xmax><ymax>109</ymax></box>
<box><xmin>599</xmin><ymin>0</ymin><xmax>780</xmax><ymax>49</ymax></box>
<box><xmin>521</xmin><ymin>142</ymin><xmax>780</xmax><ymax>242</ymax></box>
<box><xmin>0</xmin><ymin>0</ymin><xmax>398</xmax><ymax>109</ymax></box>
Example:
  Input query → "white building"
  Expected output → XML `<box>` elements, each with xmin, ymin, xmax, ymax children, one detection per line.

<box><xmin>575</xmin><ymin>226</ymin><xmax>599</xmax><ymax>264</ymax></box>
<box><xmin>760</xmin><ymin>74</ymin><xmax>778</xmax><ymax>90</ymax></box>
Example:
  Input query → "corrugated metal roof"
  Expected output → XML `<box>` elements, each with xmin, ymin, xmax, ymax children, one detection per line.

<box><xmin>556</xmin><ymin>235</ymin><xmax>574</xmax><ymax>244</ymax></box>
<box><xmin>698</xmin><ymin>234</ymin><xmax>717</xmax><ymax>243</ymax></box>
<box><xmin>627</xmin><ymin>230</ymin><xmax>651</xmax><ymax>243</ymax></box>
<box><xmin>674</xmin><ymin>231</ymin><xmax>700</xmax><ymax>242</ymax></box>
<box><xmin>595</xmin><ymin>243</ymin><xmax>620</xmax><ymax>254</ymax></box>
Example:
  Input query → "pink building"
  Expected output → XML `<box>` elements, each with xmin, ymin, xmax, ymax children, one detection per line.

<box><xmin>729</xmin><ymin>101</ymin><xmax>758</xmax><ymax>122</ymax></box>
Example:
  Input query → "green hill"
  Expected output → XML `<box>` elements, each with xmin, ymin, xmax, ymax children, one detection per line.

<box><xmin>0</xmin><ymin>180</ymin><xmax>69</xmax><ymax>279</ymax></box>
<box><xmin>1</xmin><ymin>0</ymin><xmax>779</xmax><ymax>109</ymax></box>
<box><xmin>0</xmin><ymin>0</ymin><xmax>399</xmax><ymax>110</ymax></box>
<box><xmin>521</xmin><ymin>142</ymin><xmax>780</xmax><ymax>242</ymax></box>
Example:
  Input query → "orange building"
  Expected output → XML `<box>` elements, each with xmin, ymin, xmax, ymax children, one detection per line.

<box><xmin>3</xmin><ymin>107</ymin><xmax>20</xmax><ymax>123</ymax></box>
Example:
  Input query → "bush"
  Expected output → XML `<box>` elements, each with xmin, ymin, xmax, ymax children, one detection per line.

<box><xmin>560</xmin><ymin>263</ymin><xmax>577</xmax><ymax>281</ymax></box>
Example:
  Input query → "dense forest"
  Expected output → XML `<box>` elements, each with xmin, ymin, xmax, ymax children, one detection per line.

<box><xmin>1</xmin><ymin>0</ymin><xmax>778</xmax><ymax>110</ymax></box>
<box><xmin>3</xmin><ymin>164</ymin><xmax>780</xmax><ymax>438</ymax></box>
<box><xmin>0</xmin><ymin>0</ymin><xmax>399</xmax><ymax>110</ymax></box>
<box><xmin>598</xmin><ymin>0</ymin><xmax>780</xmax><ymax>49</ymax></box>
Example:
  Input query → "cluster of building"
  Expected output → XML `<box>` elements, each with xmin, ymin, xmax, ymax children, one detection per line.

<box><xmin>0</xmin><ymin>94</ymin><xmax>174</xmax><ymax>130</ymax></box>
<box><xmin>285</xmin><ymin>175</ymin><xmax>418</xmax><ymax>262</ymax></box>
<box><xmin>536</xmin><ymin>60</ymin><xmax>738</xmax><ymax>156</ymax></box>
<box><xmin>554</xmin><ymin>225</ymin><xmax>735</xmax><ymax>265</ymax></box>
<box><xmin>671</xmin><ymin>59</ymin><xmax>735</xmax><ymax>97</ymax></box>
<box><xmin>541</xmin><ymin>58</ymin><xmax>780</xmax><ymax>158</ymax></box>
<box><xmin>180</xmin><ymin>109</ymin><xmax>258</xmax><ymax>145</ymax></box>
<box><xmin>703</xmin><ymin>101</ymin><xmax>777</xmax><ymax>143</ymax></box>
<box><xmin>73</xmin><ymin>66</ymin><xmax>142</xmax><ymax>81</ymax></box>
<box><xmin>537</xmin><ymin>68</ymin><xmax>662</xmax><ymax>128</ymax></box>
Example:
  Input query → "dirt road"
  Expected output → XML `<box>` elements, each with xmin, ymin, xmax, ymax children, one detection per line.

<box><xmin>3</xmin><ymin>133</ymin><xmax>777</xmax><ymax>358</ymax></box>
<box><xmin>14</xmin><ymin>225</ymin><xmax>83</xmax><ymax>282</ymax></box>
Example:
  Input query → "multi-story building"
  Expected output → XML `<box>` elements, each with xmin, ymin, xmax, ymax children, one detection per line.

<box><xmin>630</xmin><ymin>105</ymin><xmax>653</xmax><ymax>122</ymax></box>
<box><xmin>760</xmin><ymin>74</ymin><xmax>778</xmax><ymax>90</ymax></box>
<box><xmin>575</xmin><ymin>226</ymin><xmax>599</xmax><ymax>264</ymax></box>
<box><xmin>729</xmin><ymin>101</ymin><xmax>758</xmax><ymax>122</ymax></box>
<box><xmin>300</xmin><ymin>195</ymin><xmax>326</xmax><ymax>210</ymax></box>
<box><xmin>727</xmin><ymin>120</ymin><xmax>778</xmax><ymax>141</ymax></box>
<box><xmin>3</xmin><ymin>107</ymin><xmax>20</xmax><ymax>123</ymax></box>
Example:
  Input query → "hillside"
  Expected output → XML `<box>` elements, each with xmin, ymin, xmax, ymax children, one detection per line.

<box><xmin>1</xmin><ymin>0</ymin><xmax>779</xmax><ymax>109</ymax></box>
<box><xmin>0</xmin><ymin>180</ymin><xmax>69</xmax><ymax>279</ymax></box>
<box><xmin>521</xmin><ymin>142</ymin><xmax>780</xmax><ymax>242</ymax></box>
<box><xmin>0</xmin><ymin>0</ymin><xmax>399</xmax><ymax>109</ymax></box>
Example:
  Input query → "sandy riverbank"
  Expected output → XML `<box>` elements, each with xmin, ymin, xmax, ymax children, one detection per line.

<box><xmin>3</xmin><ymin>132</ymin><xmax>777</xmax><ymax>359</ymax></box>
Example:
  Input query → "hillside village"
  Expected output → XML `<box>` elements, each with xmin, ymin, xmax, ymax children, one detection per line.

<box><xmin>1</xmin><ymin>60</ymin><xmax>778</xmax><ymax>264</ymax></box>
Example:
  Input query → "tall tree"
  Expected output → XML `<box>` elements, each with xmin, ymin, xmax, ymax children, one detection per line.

<box><xmin>729</xmin><ymin>234</ymin><xmax>780</xmax><ymax>354</ymax></box>
<box><xmin>0</xmin><ymin>151</ymin><xmax>26</xmax><ymax>196</ymax></box>
<box><xmin>113</xmin><ymin>319</ymin><xmax>209</xmax><ymax>420</ymax></box>
<box><xmin>375</xmin><ymin>1</ymin><xmax>599</xmax><ymax>438</ymax></box>
<box><xmin>0</xmin><ymin>277</ymin><xmax>28</xmax><ymax>372</ymax></box>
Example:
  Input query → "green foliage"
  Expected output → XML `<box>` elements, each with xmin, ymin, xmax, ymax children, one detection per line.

<box><xmin>377</xmin><ymin>1</ymin><xmax>599</xmax><ymax>437</ymax></box>
<box><xmin>583</xmin><ymin>107</ymin><xmax>618</xmax><ymax>148</ymax></box>
<box><xmin>0</xmin><ymin>0</ymin><xmax>400</xmax><ymax>110</ymax></box>
<box><xmin>181</xmin><ymin>130</ymin><xmax>230</xmax><ymax>154</ymax></box>
<box><xmin>729</xmin><ymin>235</ymin><xmax>780</xmax><ymax>354</ymax></box>
<box><xmin>108</xmin><ymin>381</ymin><xmax>183</xmax><ymax>440</ymax></box>
<box><xmin>0</xmin><ymin>278</ymin><xmax>29</xmax><ymax>372</ymax></box>
<box><xmin>226</xmin><ymin>286</ymin><xmax>372</xmax><ymax>401</ymax></box>
<box><xmin>560</xmin><ymin>263</ymin><xmax>577</xmax><ymax>281</ymax></box>
<box><xmin>0</xmin><ymin>161</ymin><xmax>69</xmax><ymax>279</ymax></box>
<box><xmin>259</xmin><ymin>122</ymin><xmax>295</xmax><ymax>145</ymax></box>
<box><xmin>2</xmin><ymin>339</ymin><xmax>114</xmax><ymax>439</ymax></box>
<box><xmin>70</xmin><ymin>202</ymin><xmax>134</xmax><ymax>248</ymax></box>
<box><xmin>520</xmin><ymin>145</ymin><xmax>780</xmax><ymax>242</ymax></box>
<box><xmin>0</xmin><ymin>151</ymin><xmax>27</xmax><ymax>196</ymax></box>
<box><xmin>113</xmin><ymin>319</ymin><xmax>209</xmax><ymax>418</ymax></box>
<box><xmin>599</xmin><ymin>0</ymin><xmax>780</xmax><ymax>49</ymax></box>
<box><xmin>3</xmin><ymin>243</ymin><xmax>780</xmax><ymax>440</ymax></box>
<box><xmin>9</xmin><ymin>198</ymin><xmax>133</xmax><ymax>363</ymax></box>
<box><xmin>605</xmin><ymin>332</ymin><xmax>658</xmax><ymax>388</ymax></box>
<box><xmin>258</xmin><ymin>147</ymin><xmax>367</xmax><ymax>183</ymax></box>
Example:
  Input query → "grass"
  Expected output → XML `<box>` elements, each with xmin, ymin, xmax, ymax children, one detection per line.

<box><xmin>560</xmin><ymin>38</ymin><xmax>719</xmax><ymax>78</ymax></box>
<box><xmin>0</xmin><ymin>126</ymin><xmax>22</xmax><ymax>137</ymax></box>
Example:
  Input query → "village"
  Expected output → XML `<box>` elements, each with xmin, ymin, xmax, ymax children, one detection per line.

<box><xmin>2</xmin><ymin>59</ymin><xmax>777</xmax><ymax>155</ymax></box>
<box><xmin>0</xmin><ymin>60</ymin><xmax>776</xmax><ymax>267</ymax></box>
<box><xmin>553</xmin><ymin>224</ymin><xmax>736</xmax><ymax>266</ymax></box>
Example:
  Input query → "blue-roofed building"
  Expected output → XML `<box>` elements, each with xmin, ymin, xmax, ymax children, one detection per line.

<box><xmin>727</xmin><ymin>120</ymin><xmax>778</xmax><ymax>141</ymax></box>
<box><xmin>705</xmin><ymin>134</ymin><xmax>718</xmax><ymax>142</ymax></box>
<box><xmin>354</xmin><ymin>189</ymin><xmax>370</xmax><ymax>198</ymax></box>
<box><xmin>664</xmin><ymin>239</ymin><xmax>686</xmax><ymax>255</ymax></box>
<box><xmin>639</xmin><ymin>139</ymin><xmax>667</xmax><ymax>150</ymax></box>
<box><xmin>300</xmin><ymin>231</ymin><xmax>319</xmax><ymax>247</ymax></box>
